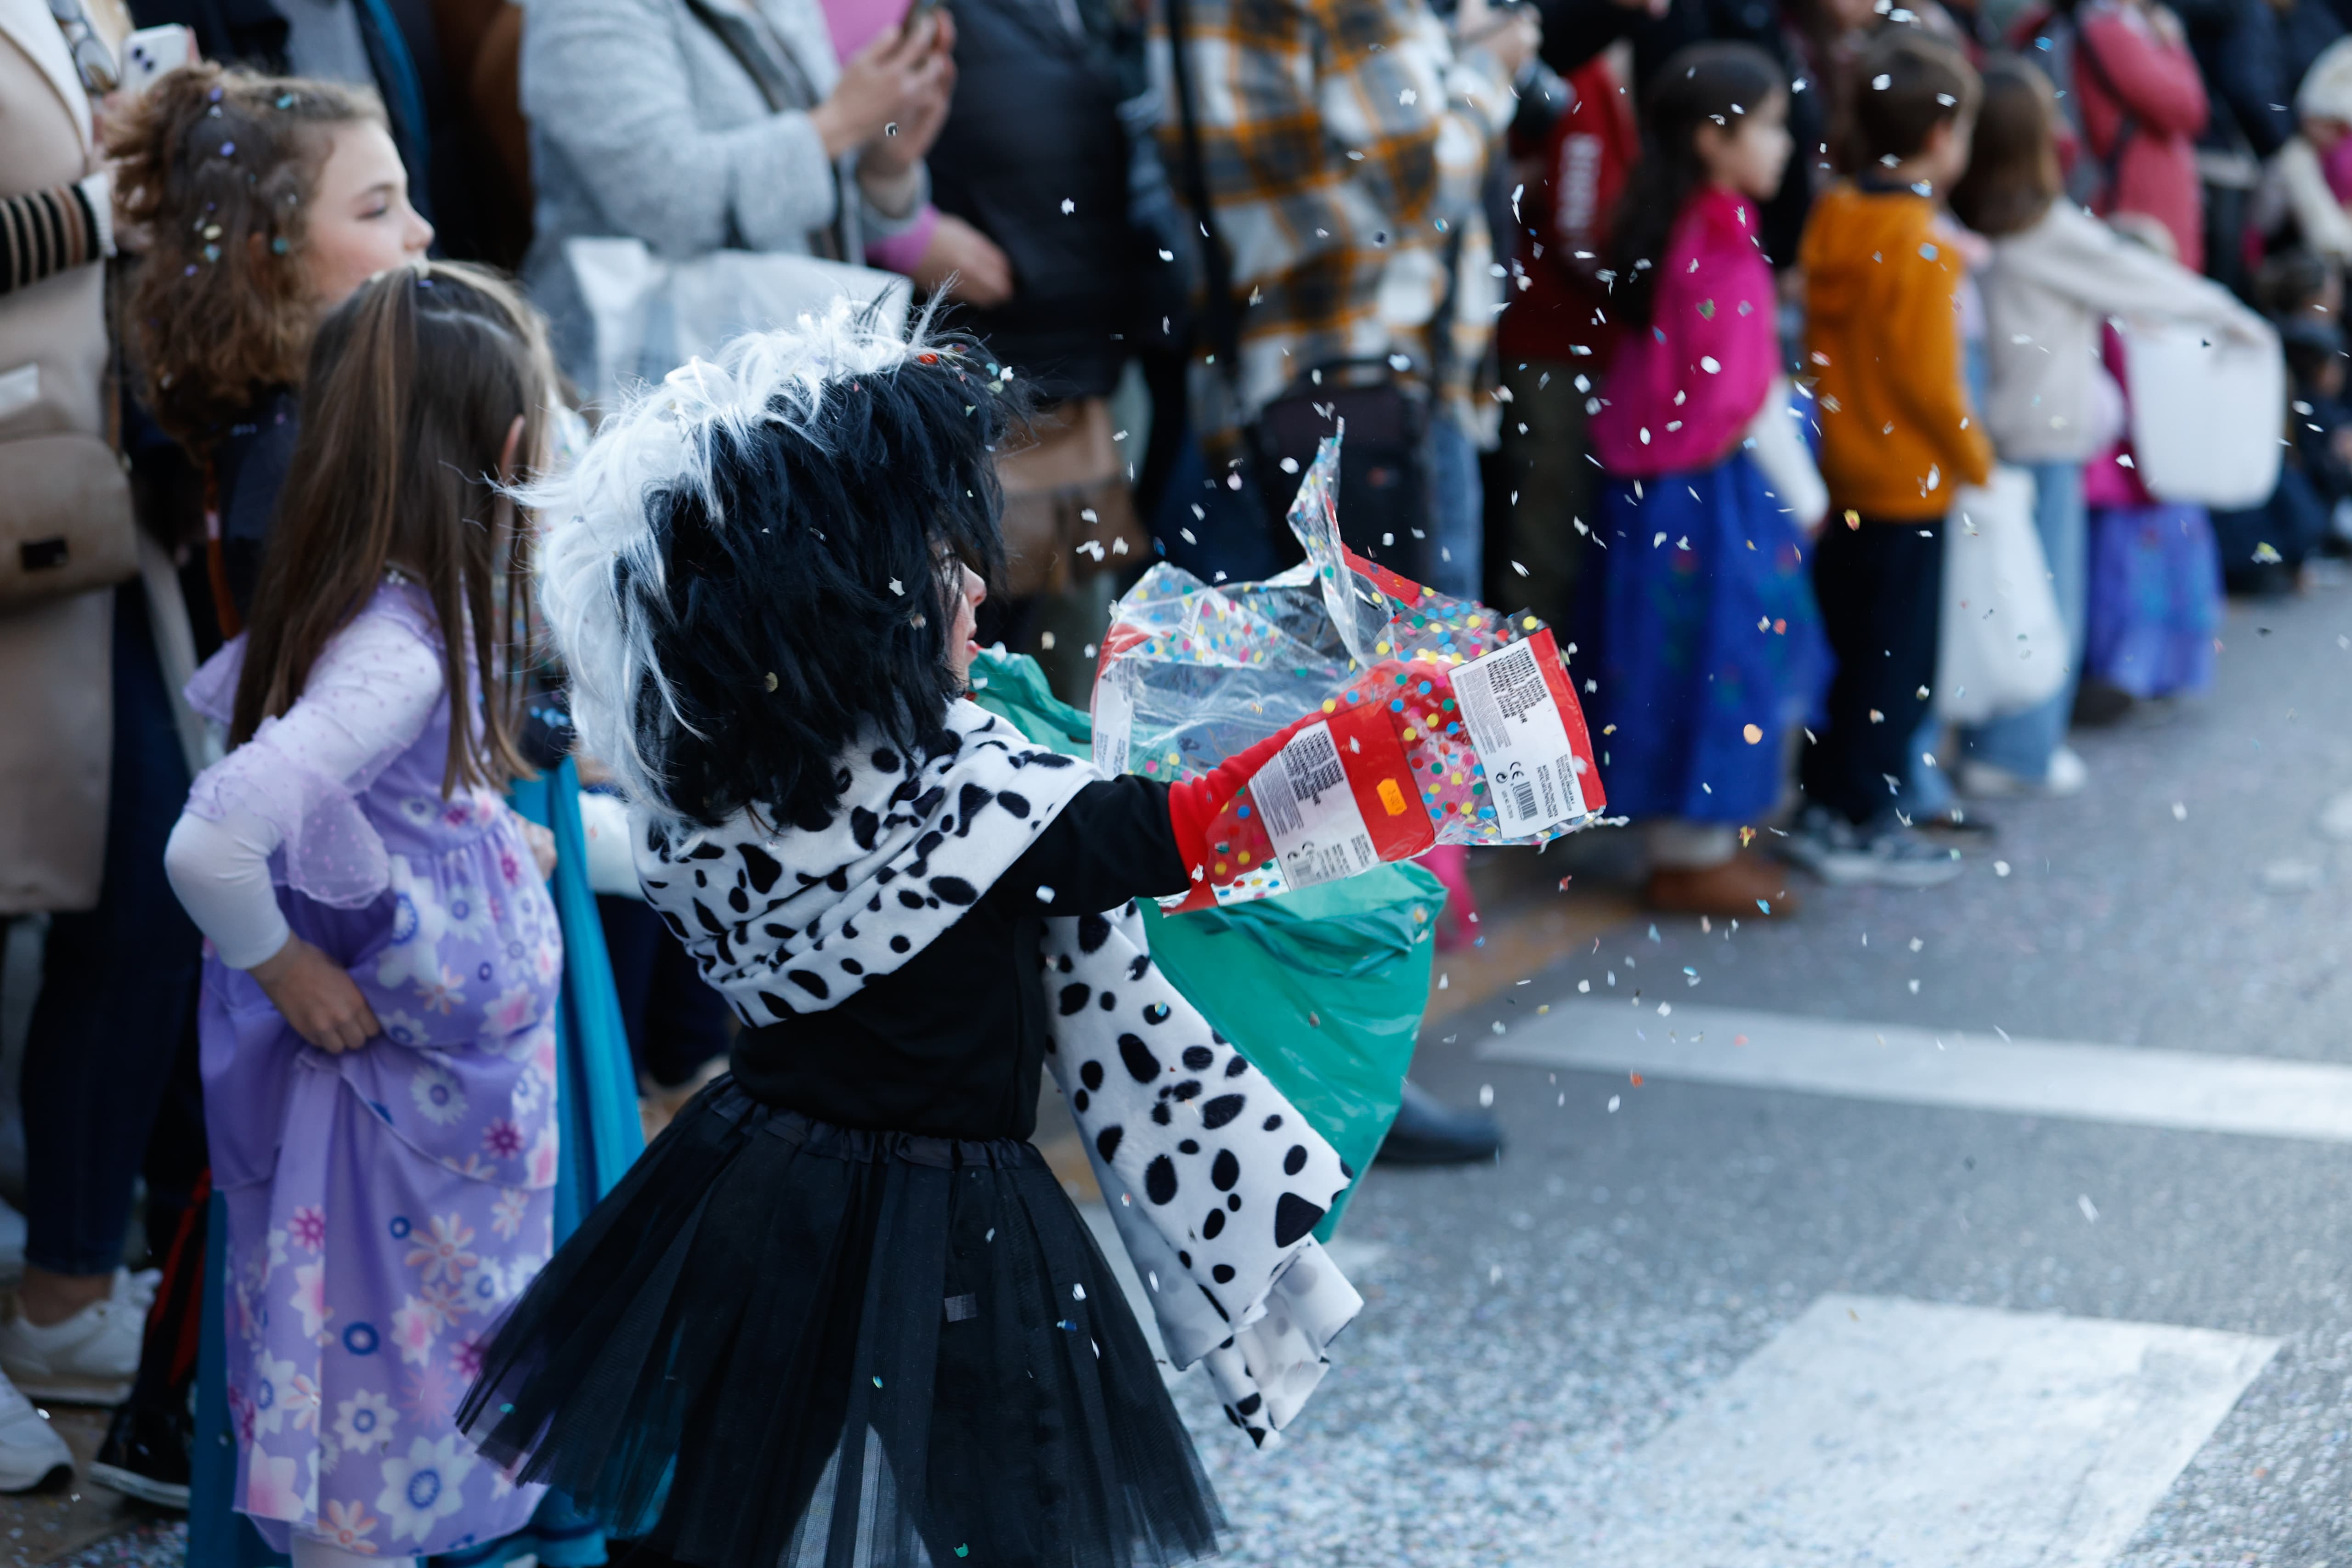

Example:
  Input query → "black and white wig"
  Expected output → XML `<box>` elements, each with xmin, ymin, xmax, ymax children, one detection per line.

<box><xmin>531</xmin><ymin>300</ymin><xmax>1016</xmax><ymax>831</ymax></box>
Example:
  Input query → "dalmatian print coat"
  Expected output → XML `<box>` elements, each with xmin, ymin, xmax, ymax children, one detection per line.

<box><xmin>633</xmin><ymin>701</ymin><xmax>1363</xmax><ymax>1445</ymax></box>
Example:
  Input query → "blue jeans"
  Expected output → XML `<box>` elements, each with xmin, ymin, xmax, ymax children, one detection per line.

<box><xmin>1960</xmin><ymin>460</ymin><xmax>2087</xmax><ymax>777</ymax></box>
<box><xmin>15</xmin><ymin>584</ymin><xmax>204</xmax><ymax>1276</ymax></box>
<box><xmin>1425</xmin><ymin>415</ymin><xmax>1483</xmax><ymax>600</ymax></box>
<box><xmin>1897</xmin><ymin>707</ymin><xmax>1957</xmax><ymax>817</ymax></box>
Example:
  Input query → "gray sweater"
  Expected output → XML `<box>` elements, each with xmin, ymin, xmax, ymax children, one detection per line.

<box><xmin>520</xmin><ymin>0</ymin><xmax>927</xmax><ymax>381</ymax></box>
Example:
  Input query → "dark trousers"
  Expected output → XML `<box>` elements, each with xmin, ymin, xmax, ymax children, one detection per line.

<box><xmin>598</xmin><ymin>894</ymin><xmax>732</xmax><ymax>1090</ymax></box>
<box><xmin>14</xmin><ymin>584</ymin><xmax>205</xmax><ymax>1276</ymax></box>
<box><xmin>1801</xmin><ymin>516</ymin><xmax>1945</xmax><ymax>826</ymax></box>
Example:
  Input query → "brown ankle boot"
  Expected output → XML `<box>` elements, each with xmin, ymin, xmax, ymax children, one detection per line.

<box><xmin>1645</xmin><ymin>853</ymin><xmax>1801</xmax><ymax>917</ymax></box>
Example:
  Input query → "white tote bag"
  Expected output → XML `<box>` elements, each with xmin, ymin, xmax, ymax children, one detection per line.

<box><xmin>566</xmin><ymin>237</ymin><xmax>913</xmax><ymax>407</ymax></box>
<box><xmin>1741</xmin><ymin>377</ymin><xmax>1829</xmax><ymax>528</ymax></box>
<box><xmin>1936</xmin><ymin>465</ymin><xmax>2070</xmax><ymax>725</ymax></box>
<box><xmin>2122</xmin><ymin>317</ymin><xmax>2284</xmax><ymax>509</ymax></box>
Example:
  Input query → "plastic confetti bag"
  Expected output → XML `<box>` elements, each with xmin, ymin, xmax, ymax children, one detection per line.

<box><xmin>1093</xmin><ymin>435</ymin><xmax>1607</xmax><ymax>909</ymax></box>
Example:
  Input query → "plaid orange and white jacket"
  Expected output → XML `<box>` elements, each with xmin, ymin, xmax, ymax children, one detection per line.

<box><xmin>1150</xmin><ymin>0</ymin><xmax>1515</xmax><ymax>447</ymax></box>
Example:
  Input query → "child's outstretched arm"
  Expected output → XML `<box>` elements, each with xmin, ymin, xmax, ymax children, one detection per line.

<box><xmin>999</xmin><ymin>712</ymin><xmax>1408</xmax><ymax>921</ymax></box>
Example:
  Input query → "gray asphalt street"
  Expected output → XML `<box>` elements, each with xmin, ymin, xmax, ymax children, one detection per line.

<box><xmin>1164</xmin><ymin>571</ymin><xmax>2352</xmax><ymax>1567</ymax></box>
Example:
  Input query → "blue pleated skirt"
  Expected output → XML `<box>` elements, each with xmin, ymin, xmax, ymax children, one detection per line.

<box><xmin>2086</xmin><ymin>503</ymin><xmax>2220</xmax><ymax>699</ymax></box>
<box><xmin>1583</xmin><ymin>453</ymin><xmax>1830</xmax><ymax>823</ymax></box>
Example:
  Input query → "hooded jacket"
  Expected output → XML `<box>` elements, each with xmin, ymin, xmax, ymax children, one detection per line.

<box><xmin>1800</xmin><ymin>180</ymin><xmax>1993</xmax><ymax>520</ymax></box>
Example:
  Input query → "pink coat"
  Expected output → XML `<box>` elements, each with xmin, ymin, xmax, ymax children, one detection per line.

<box><xmin>1589</xmin><ymin>187</ymin><xmax>1778</xmax><ymax>479</ymax></box>
<box><xmin>2074</xmin><ymin>1</ymin><xmax>2208</xmax><ymax>272</ymax></box>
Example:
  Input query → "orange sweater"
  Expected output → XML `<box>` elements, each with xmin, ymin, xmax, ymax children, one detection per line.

<box><xmin>1800</xmin><ymin>182</ymin><xmax>1994</xmax><ymax>521</ymax></box>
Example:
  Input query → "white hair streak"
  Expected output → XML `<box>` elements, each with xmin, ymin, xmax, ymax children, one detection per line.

<box><xmin>526</xmin><ymin>295</ymin><xmax>948</xmax><ymax>820</ymax></box>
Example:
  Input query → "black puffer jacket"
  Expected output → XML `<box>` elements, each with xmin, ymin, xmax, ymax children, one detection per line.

<box><xmin>928</xmin><ymin>0</ymin><xmax>1143</xmax><ymax>400</ymax></box>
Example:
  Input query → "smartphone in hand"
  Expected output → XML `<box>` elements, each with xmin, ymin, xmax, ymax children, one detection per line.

<box><xmin>118</xmin><ymin>24</ymin><xmax>197</xmax><ymax>100</ymax></box>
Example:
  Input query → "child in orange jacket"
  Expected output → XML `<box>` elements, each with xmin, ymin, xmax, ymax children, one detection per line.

<box><xmin>1786</xmin><ymin>28</ymin><xmax>1990</xmax><ymax>887</ymax></box>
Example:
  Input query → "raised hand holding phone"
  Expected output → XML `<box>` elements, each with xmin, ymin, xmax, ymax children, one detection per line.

<box><xmin>812</xmin><ymin>4</ymin><xmax>956</xmax><ymax>169</ymax></box>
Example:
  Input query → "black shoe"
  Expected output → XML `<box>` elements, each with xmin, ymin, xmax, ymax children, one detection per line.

<box><xmin>1913</xmin><ymin>804</ymin><xmax>1998</xmax><ymax>838</ymax></box>
<box><xmin>2071</xmin><ymin>679</ymin><xmax>2135</xmax><ymax>728</ymax></box>
<box><xmin>1377</xmin><ymin>1081</ymin><xmax>1504</xmax><ymax>1166</ymax></box>
<box><xmin>90</xmin><ymin>1391</ymin><xmax>191</xmax><ymax>1511</ymax></box>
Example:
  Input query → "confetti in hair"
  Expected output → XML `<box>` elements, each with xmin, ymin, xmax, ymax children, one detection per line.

<box><xmin>527</xmin><ymin>297</ymin><xmax>1017</xmax><ymax>828</ymax></box>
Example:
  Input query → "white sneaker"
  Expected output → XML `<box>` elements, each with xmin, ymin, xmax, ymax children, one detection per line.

<box><xmin>113</xmin><ymin>1268</ymin><xmax>160</xmax><ymax>1316</ymax></box>
<box><xmin>0</xmin><ymin>1372</ymin><xmax>72</xmax><ymax>1491</ymax></box>
<box><xmin>2044</xmin><ymin>745</ymin><xmax>2090</xmax><ymax>796</ymax></box>
<box><xmin>1959</xmin><ymin>747</ymin><xmax>2089</xmax><ymax>800</ymax></box>
<box><xmin>1956</xmin><ymin>758</ymin><xmax>2035</xmax><ymax>798</ymax></box>
<box><xmin>0</xmin><ymin>1291</ymin><xmax>141</xmax><ymax>1404</ymax></box>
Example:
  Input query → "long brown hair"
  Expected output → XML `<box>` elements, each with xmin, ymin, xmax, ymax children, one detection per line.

<box><xmin>231</xmin><ymin>261</ymin><xmax>555</xmax><ymax>797</ymax></box>
<box><xmin>109</xmin><ymin>63</ymin><xmax>384</xmax><ymax>453</ymax></box>
<box><xmin>1608</xmin><ymin>43</ymin><xmax>1787</xmax><ymax>328</ymax></box>
<box><xmin>1950</xmin><ymin>59</ymin><xmax>2063</xmax><ymax>237</ymax></box>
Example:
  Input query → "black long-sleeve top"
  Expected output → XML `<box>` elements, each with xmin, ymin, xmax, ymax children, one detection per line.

<box><xmin>730</xmin><ymin>776</ymin><xmax>1187</xmax><ymax>1140</ymax></box>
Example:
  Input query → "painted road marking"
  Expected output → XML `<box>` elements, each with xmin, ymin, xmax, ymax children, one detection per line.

<box><xmin>1577</xmin><ymin>1294</ymin><xmax>2278</xmax><ymax>1567</ymax></box>
<box><xmin>1482</xmin><ymin>1001</ymin><xmax>2352</xmax><ymax>1143</ymax></box>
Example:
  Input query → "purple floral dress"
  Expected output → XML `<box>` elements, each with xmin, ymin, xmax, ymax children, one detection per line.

<box><xmin>181</xmin><ymin>582</ymin><xmax>559</xmax><ymax>1558</ymax></box>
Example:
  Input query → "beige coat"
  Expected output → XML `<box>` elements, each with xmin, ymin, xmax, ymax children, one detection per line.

<box><xmin>1979</xmin><ymin>201</ymin><xmax>2263</xmax><ymax>466</ymax></box>
<box><xmin>0</xmin><ymin>0</ymin><xmax>130</xmax><ymax>914</ymax></box>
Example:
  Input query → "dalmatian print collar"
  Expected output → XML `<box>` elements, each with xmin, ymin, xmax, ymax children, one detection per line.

<box><xmin>632</xmin><ymin>701</ymin><xmax>1093</xmax><ymax>1025</ymax></box>
<box><xmin>628</xmin><ymin>702</ymin><xmax>1364</xmax><ymax>1446</ymax></box>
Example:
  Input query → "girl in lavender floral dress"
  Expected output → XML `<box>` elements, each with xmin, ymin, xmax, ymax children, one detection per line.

<box><xmin>164</xmin><ymin>262</ymin><xmax>566</xmax><ymax>1568</ymax></box>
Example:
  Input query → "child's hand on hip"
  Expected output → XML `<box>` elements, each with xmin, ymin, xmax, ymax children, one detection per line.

<box><xmin>524</xmin><ymin>820</ymin><xmax>558</xmax><ymax>880</ymax></box>
<box><xmin>249</xmin><ymin>936</ymin><xmax>381</xmax><ymax>1053</ymax></box>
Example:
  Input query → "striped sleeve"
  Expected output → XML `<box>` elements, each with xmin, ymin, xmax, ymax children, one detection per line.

<box><xmin>0</xmin><ymin>179</ymin><xmax>109</xmax><ymax>297</ymax></box>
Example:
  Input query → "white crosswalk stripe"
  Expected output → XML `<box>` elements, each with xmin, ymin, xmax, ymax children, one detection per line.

<box><xmin>1459</xmin><ymin>999</ymin><xmax>2319</xmax><ymax>1563</ymax></box>
<box><xmin>1480</xmin><ymin>1001</ymin><xmax>2352</xmax><ymax>1143</ymax></box>
<box><xmin>1575</xmin><ymin>1295</ymin><xmax>2278</xmax><ymax>1567</ymax></box>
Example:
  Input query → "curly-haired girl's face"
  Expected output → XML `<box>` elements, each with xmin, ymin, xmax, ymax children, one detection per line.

<box><xmin>302</xmin><ymin>121</ymin><xmax>433</xmax><ymax>312</ymax></box>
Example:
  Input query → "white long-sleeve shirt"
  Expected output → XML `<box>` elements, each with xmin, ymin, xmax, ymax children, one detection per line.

<box><xmin>164</xmin><ymin>616</ymin><xmax>443</xmax><ymax>969</ymax></box>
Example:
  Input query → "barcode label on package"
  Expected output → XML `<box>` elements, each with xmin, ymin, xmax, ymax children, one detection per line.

<box><xmin>1091</xmin><ymin>671</ymin><xmax>1134</xmax><ymax>776</ymax></box>
<box><xmin>1453</xmin><ymin>640</ymin><xmax>1586</xmax><ymax>835</ymax></box>
<box><xmin>1249</xmin><ymin>721</ymin><xmax>1379</xmax><ymax>889</ymax></box>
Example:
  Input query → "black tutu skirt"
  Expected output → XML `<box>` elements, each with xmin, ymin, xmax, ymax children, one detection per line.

<box><xmin>460</xmin><ymin>1078</ymin><xmax>1226</xmax><ymax>1568</ymax></box>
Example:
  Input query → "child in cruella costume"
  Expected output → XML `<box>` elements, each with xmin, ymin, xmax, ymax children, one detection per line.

<box><xmin>458</xmin><ymin>304</ymin><xmax>1381</xmax><ymax>1568</ymax></box>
